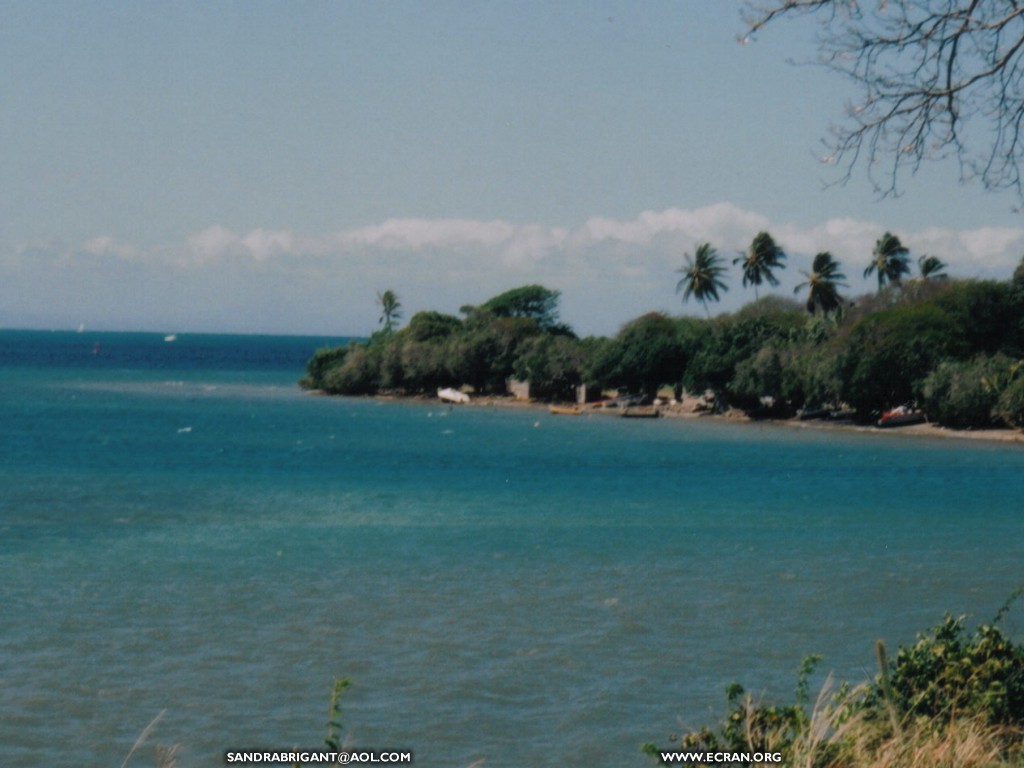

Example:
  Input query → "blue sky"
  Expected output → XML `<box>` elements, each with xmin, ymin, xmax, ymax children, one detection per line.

<box><xmin>3</xmin><ymin>1</ymin><xmax>1023</xmax><ymax>336</ymax></box>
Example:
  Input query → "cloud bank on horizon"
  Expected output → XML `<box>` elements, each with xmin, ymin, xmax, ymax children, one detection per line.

<box><xmin>4</xmin><ymin>203</ymin><xmax>1022</xmax><ymax>337</ymax></box>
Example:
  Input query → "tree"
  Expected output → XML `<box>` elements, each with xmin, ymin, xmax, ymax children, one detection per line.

<box><xmin>586</xmin><ymin>313</ymin><xmax>691</xmax><ymax>399</ymax></box>
<box><xmin>734</xmin><ymin>231</ymin><xmax>786</xmax><ymax>299</ymax></box>
<box><xmin>744</xmin><ymin>1</ymin><xmax>1024</xmax><ymax>201</ymax></box>
<box><xmin>917</xmin><ymin>254</ymin><xmax>949</xmax><ymax>280</ymax></box>
<box><xmin>406</xmin><ymin>310</ymin><xmax>462</xmax><ymax>342</ymax></box>
<box><xmin>377</xmin><ymin>289</ymin><xmax>402</xmax><ymax>334</ymax></box>
<box><xmin>865</xmin><ymin>232</ymin><xmax>910</xmax><ymax>291</ymax></box>
<box><xmin>795</xmin><ymin>251</ymin><xmax>847</xmax><ymax>314</ymax></box>
<box><xmin>677</xmin><ymin>242</ymin><xmax>729</xmax><ymax>317</ymax></box>
<box><xmin>477</xmin><ymin>284</ymin><xmax>568</xmax><ymax>332</ymax></box>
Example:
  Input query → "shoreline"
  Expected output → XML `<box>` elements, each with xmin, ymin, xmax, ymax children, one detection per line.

<box><xmin>369</xmin><ymin>391</ymin><xmax>1024</xmax><ymax>446</ymax></box>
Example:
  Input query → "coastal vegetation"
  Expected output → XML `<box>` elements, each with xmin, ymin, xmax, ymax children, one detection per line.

<box><xmin>645</xmin><ymin>594</ymin><xmax>1024</xmax><ymax>768</ymax></box>
<box><xmin>303</xmin><ymin>245</ymin><xmax>1024</xmax><ymax>430</ymax></box>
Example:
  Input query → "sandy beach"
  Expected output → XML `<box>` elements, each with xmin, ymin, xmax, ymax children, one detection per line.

<box><xmin>413</xmin><ymin>391</ymin><xmax>1024</xmax><ymax>446</ymax></box>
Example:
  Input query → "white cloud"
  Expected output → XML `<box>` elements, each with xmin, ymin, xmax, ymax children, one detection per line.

<box><xmin>4</xmin><ymin>206</ymin><xmax>1023</xmax><ymax>335</ymax></box>
<box><xmin>338</xmin><ymin>218</ymin><xmax>516</xmax><ymax>250</ymax></box>
<box><xmin>82</xmin><ymin>235</ymin><xmax>139</xmax><ymax>261</ymax></box>
<box><xmin>187</xmin><ymin>225</ymin><xmax>244</xmax><ymax>262</ymax></box>
<box><xmin>577</xmin><ymin>202</ymin><xmax>770</xmax><ymax>248</ymax></box>
<box><xmin>910</xmin><ymin>227</ymin><xmax>1024</xmax><ymax>276</ymax></box>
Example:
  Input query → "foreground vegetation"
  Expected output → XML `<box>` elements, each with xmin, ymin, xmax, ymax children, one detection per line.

<box><xmin>303</xmin><ymin>252</ymin><xmax>1024</xmax><ymax>429</ymax></box>
<box><xmin>645</xmin><ymin>594</ymin><xmax>1024</xmax><ymax>767</ymax></box>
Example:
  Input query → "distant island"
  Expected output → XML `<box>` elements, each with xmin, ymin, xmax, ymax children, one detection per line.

<box><xmin>303</xmin><ymin>242</ymin><xmax>1024</xmax><ymax>432</ymax></box>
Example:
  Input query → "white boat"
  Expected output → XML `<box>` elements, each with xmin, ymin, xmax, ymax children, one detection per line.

<box><xmin>437</xmin><ymin>387</ymin><xmax>470</xmax><ymax>404</ymax></box>
<box><xmin>164</xmin><ymin>334</ymin><xmax>177</xmax><ymax>342</ymax></box>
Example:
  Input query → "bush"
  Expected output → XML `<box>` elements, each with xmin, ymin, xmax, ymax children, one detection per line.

<box><xmin>646</xmin><ymin>596</ymin><xmax>1024</xmax><ymax>767</ymax></box>
<box><xmin>879</xmin><ymin>608</ymin><xmax>1024</xmax><ymax>728</ymax></box>
<box><xmin>996</xmin><ymin>375</ymin><xmax>1024</xmax><ymax>429</ymax></box>
<box><xmin>301</xmin><ymin>346</ymin><xmax>349</xmax><ymax>390</ymax></box>
<box><xmin>321</xmin><ymin>344</ymin><xmax>381</xmax><ymax>395</ymax></box>
<box><xmin>919</xmin><ymin>355</ymin><xmax>1013</xmax><ymax>428</ymax></box>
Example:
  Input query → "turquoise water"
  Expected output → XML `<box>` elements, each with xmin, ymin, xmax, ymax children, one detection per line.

<box><xmin>2</xmin><ymin>330</ymin><xmax>1023</xmax><ymax>767</ymax></box>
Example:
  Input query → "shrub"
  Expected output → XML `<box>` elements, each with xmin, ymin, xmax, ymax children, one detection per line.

<box><xmin>996</xmin><ymin>375</ymin><xmax>1024</xmax><ymax>429</ymax></box>
<box><xmin>877</xmin><ymin>608</ymin><xmax>1024</xmax><ymax>728</ymax></box>
<box><xmin>919</xmin><ymin>355</ymin><xmax>1013</xmax><ymax>428</ymax></box>
<box><xmin>321</xmin><ymin>344</ymin><xmax>381</xmax><ymax>395</ymax></box>
<box><xmin>301</xmin><ymin>346</ymin><xmax>349</xmax><ymax>390</ymax></box>
<box><xmin>646</xmin><ymin>596</ymin><xmax>1024</xmax><ymax>767</ymax></box>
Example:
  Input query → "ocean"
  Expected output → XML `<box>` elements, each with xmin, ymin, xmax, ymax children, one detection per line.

<box><xmin>2</xmin><ymin>329</ymin><xmax>1023</xmax><ymax>767</ymax></box>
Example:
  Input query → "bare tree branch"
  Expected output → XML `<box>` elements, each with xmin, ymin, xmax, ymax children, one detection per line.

<box><xmin>744</xmin><ymin>0</ymin><xmax>1024</xmax><ymax>200</ymax></box>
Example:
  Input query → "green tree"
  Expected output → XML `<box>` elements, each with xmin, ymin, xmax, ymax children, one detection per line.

<box><xmin>794</xmin><ymin>252</ymin><xmax>847</xmax><ymax>314</ymax></box>
<box><xmin>836</xmin><ymin>302</ymin><xmax>965</xmax><ymax>417</ymax></box>
<box><xmin>676</xmin><ymin>242</ymin><xmax>728</xmax><ymax>318</ymax></box>
<box><xmin>733</xmin><ymin>231</ymin><xmax>786</xmax><ymax>299</ymax></box>
<box><xmin>684</xmin><ymin>299</ymin><xmax>806</xmax><ymax>410</ymax></box>
<box><xmin>406</xmin><ymin>310</ymin><xmax>462</xmax><ymax>342</ymax></box>
<box><xmin>477</xmin><ymin>284</ymin><xmax>568</xmax><ymax>332</ymax></box>
<box><xmin>376</xmin><ymin>289</ymin><xmax>402</xmax><ymax>334</ymax></box>
<box><xmin>864</xmin><ymin>232</ymin><xmax>911</xmax><ymax>292</ymax></box>
<box><xmin>917</xmin><ymin>254</ymin><xmax>948</xmax><ymax>280</ymax></box>
<box><xmin>587</xmin><ymin>313</ymin><xmax>693</xmax><ymax>399</ymax></box>
<box><xmin>512</xmin><ymin>334</ymin><xmax>588</xmax><ymax>401</ymax></box>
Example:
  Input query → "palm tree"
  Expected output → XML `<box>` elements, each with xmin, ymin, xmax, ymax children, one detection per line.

<box><xmin>677</xmin><ymin>242</ymin><xmax>728</xmax><ymax>317</ymax></box>
<box><xmin>795</xmin><ymin>252</ymin><xmax>848</xmax><ymax>314</ymax></box>
<box><xmin>733</xmin><ymin>231</ymin><xmax>786</xmax><ymax>299</ymax></box>
<box><xmin>917</xmin><ymin>254</ymin><xmax>948</xmax><ymax>279</ymax></box>
<box><xmin>377</xmin><ymin>289</ymin><xmax>402</xmax><ymax>334</ymax></box>
<box><xmin>864</xmin><ymin>232</ymin><xmax>911</xmax><ymax>291</ymax></box>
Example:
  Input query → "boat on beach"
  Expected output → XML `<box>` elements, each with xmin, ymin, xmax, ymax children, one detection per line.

<box><xmin>549</xmin><ymin>405</ymin><xmax>582</xmax><ymax>415</ymax></box>
<box><xmin>877</xmin><ymin>404</ymin><xmax>926</xmax><ymax>428</ymax></box>
<box><xmin>438</xmin><ymin>387</ymin><xmax>470</xmax><ymax>404</ymax></box>
<box><xmin>621</xmin><ymin>406</ymin><xmax>660</xmax><ymax>419</ymax></box>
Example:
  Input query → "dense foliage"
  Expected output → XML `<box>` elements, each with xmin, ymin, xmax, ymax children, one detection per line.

<box><xmin>304</xmin><ymin>270</ymin><xmax>1024</xmax><ymax>429</ymax></box>
<box><xmin>645</xmin><ymin>595</ymin><xmax>1024</xmax><ymax>767</ymax></box>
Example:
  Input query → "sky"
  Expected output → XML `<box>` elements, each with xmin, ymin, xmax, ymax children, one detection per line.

<box><xmin>3</xmin><ymin>1</ymin><xmax>1024</xmax><ymax>337</ymax></box>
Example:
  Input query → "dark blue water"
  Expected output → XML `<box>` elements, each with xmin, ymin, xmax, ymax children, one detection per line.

<box><xmin>2</xmin><ymin>330</ymin><xmax>1023</xmax><ymax>767</ymax></box>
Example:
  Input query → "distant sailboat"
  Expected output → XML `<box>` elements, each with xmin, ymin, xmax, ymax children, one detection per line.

<box><xmin>77</xmin><ymin>323</ymin><xmax>86</xmax><ymax>333</ymax></box>
<box><xmin>164</xmin><ymin>334</ymin><xmax>177</xmax><ymax>342</ymax></box>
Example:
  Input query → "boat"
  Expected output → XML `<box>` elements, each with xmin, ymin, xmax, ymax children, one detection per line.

<box><xmin>621</xmin><ymin>406</ymin><xmax>661</xmax><ymax>419</ymax></box>
<box><xmin>798</xmin><ymin>407</ymin><xmax>832</xmax><ymax>421</ymax></box>
<box><xmin>549</xmin><ymin>405</ymin><xmax>582</xmax><ymax>415</ymax></box>
<box><xmin>437</xmin><ymin>387</ymin><xmax>470</xmax><ymax>404</ymax></box>
<box><xmin>877</xmin><ymin>404</ymin><xmax>926</xmax><ymax>428</ymax></box>
<box><xmin>164</xmin><ymin>334</ymin><xmax>177</xmax><ymax>342</ymax></box>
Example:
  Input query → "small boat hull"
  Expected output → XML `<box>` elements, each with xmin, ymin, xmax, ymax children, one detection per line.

<box><xmin>549</xmin><ymin>405</ymin><xmax>582</xmax><ymax>415</ymax></box>
<box><xmin>877</xmin><ymin>406</ymin><xmax>926</xmax><ymax>428</ymax></box>
<box><xmin>621</xmin><ymin>407</ymin><xmax>660</xmax><ymax>419</ymax></box>
<box><xmin>437</xmin><ymin>387</ymin><xmax>470</xmax><ymax>404</ymax></box>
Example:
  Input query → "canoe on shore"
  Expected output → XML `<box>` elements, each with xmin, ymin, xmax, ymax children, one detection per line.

<box><xmin>621</xmin><ymin>406</ymin><xmax>660</xmax><ymax>419</ymax></box>
<box><xmin>549</xmin><ymin>405</ymin><xmax>582</xmax><ymax>415</ymax></box>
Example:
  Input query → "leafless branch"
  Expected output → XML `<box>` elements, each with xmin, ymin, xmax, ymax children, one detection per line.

<box><xmin>744</xmin><ymin>0</ymin><xmax>1024</xmax><ymax>199</ymax></box>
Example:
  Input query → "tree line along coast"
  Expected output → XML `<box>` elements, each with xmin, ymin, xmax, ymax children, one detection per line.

<box><xmin>302</xmin><ymin>232</ymin><xmax>1024</xmax><ymax>432</ymax></box>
